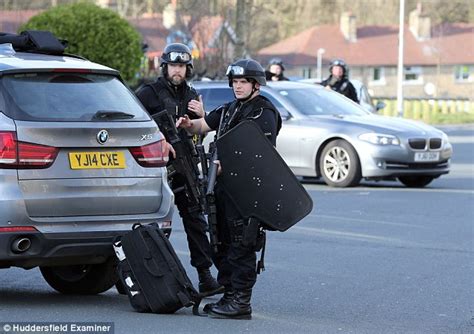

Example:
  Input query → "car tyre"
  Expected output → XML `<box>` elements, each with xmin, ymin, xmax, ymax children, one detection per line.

<box><xmin>319</xmin><ymin>140</ymin><xmax>361</xmax><ymax>187</ymax></box>
<box><xmin>398</xmin><ymin>175</ymin><xmax>435</xmax><ymax>188</ymax></box>
<box><xmin>40</xmin><ymin>257</ymin><xmax>118</xmax><ymax>295</ymax></box>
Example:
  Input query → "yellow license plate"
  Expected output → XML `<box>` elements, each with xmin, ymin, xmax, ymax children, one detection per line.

<box><xmin>69</xmin><ymin>151</ymin><xmax>126</xmax><ymax>169</ymax></box>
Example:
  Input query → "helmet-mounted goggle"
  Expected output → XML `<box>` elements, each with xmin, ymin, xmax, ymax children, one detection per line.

<box><xmin>332</xmin><ymin>60</ymin><xmax>346</xmax><ymax>67</ymax></box>
<box><xmin>226</xmin><ymin>65</ymin><xmax>245</xmax><ymax>76</ymax></box>
<box><xmin>168</xmin><ymin>51</ymin><xmax>191</xmax><ymax>62</ymax></box>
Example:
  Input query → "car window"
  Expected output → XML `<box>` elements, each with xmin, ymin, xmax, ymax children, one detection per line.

<box><xmin>197</xmin><ymin>87</ymin><xmax>234</xmax><ymax>112</ymax></box>
<box><xmin>276</xmin><ymin>87</ymin><xmax>369</xmax><ymax>116</ymax></box>
<box><xmin>0</xmin><ymin>84</ymin><xmax>5</xmax><ymax>113</ymax></box>
<box><xmin>0</xmin><ymin>73</ymin><xmax>150</xmax><ymax>122</ymax></box>
<box><xmin>260</xmin><ymin>91</ymin><xmax>291</xmax><ymax>118</ymax></box>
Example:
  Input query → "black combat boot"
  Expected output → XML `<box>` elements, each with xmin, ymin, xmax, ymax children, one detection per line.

<box><xmin>203</xmin><ymin>287</ymin><xmax>234</xmax><ymax>314</ymax></box>
<box><xmin>198</xmin><ymin>268</ymin><xmax>224</xmax><ymax>296</ymax></box>
<box><xmin>208</xmin><ymin>289</ymin><xmax>252</xmax><ymax>320</ymax></box>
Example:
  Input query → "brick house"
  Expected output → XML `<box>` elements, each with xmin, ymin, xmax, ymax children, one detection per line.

<box><xmin>131</xmin><ymin>13</ymin><xmax>237</xmax><ymax>78</ymax></box>
<box><xmin>258</xmin><ymin>9</ymin><xmax>474</xmax><ymax>100</ymax></box>
<box><xmin>0</xmin><ymin>10</ymin><xmax>40</xmax><ymax>33</ymax></box>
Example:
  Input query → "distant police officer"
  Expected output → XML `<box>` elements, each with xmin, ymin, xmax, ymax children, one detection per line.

<box><xmin>136</xmin><ymin>43</ymin><xmax>222</xmax><ymax>296</ymax></box>
<box><xmin>321</xmin><ymin>59</ymin><xmax>359</xmax><ymax>103</ymax></box>
<box><xmin>265</xmin><ymin>57</ymin><xmax>289</xmax><ymax>81</ymax></box>
<box><xmin>177</xmin><ymin>58</ymin><xmax>282</xmax><ymax>319</ymax></box>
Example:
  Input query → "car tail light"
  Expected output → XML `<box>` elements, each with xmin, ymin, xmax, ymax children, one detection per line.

<box><xmin>0</xmin><ymin>131</ymin><xmax>59</xmax><ymax>169</ymax></box>
<box><xmin>18</xmin><ymin>142</ymin><xmax>59</xmax><ymax>168</ymax></box>
<box><xmin>129</xmin><ymin>139</ymin><xmax>169</xmax><ymax>168</ymax></box>
<box><xmin>0</xmin><ymin>132</ymin><xmax>17</xmax><ymax>166</ymax></box>
<box><xmin>0</xmin><ymin>226</ymin><xmax>38</xmax><ymax>232</ymax></box>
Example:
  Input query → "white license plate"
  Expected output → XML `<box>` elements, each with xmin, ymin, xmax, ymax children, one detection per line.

<box><xmin>414</xmin><ymin>152</ymin><xmax>440</xmax><ymax>162</ymax></box>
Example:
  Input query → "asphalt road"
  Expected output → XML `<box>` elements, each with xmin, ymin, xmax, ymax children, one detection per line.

<box><xmin>1</xmin><ymin>124</ymin><xmax>473</xmax><ymax>334</ymax></box>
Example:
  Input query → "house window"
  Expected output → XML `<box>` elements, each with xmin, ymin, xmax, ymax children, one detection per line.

<box><xmin>302</xmin><ymin>68</ymin><xmax>312</xmax><ymax>79</ymax></box>
<box><xmin>369</xmin><ymin>67</ymin><xmax>385</xmax><ymax>85</ymax></box>
<box><xmin>404</xmin><ymin>66</ymin><xmax>423</xmax><ymax>84</ymax></box>
<box><xmin>454</xmin><ymin>65</ymin><xmax>472</xmax><ymax>82</ymax></box>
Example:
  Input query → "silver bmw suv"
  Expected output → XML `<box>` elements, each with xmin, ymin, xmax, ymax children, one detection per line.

<box><xmin>0</xmin><ymin>31</ymin><xmax>174</xmax><ymax>294</ymax></box>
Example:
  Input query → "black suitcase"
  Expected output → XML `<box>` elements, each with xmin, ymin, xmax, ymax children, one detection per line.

<box><xmin>113</xmin><ymin>224</ymin><xmax>202</xmax><ymax>314</ymax></box>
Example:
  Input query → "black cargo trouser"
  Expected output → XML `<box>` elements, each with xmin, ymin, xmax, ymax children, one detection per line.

<box><xmin>172</xmin><ymin>176</ymin><xmax>214</xmax><ymax>270</ymax></box>
<box><xmin>214</xmin><ymin>184</ymin><xmax>257</xmax><ymax>291</ymax></box>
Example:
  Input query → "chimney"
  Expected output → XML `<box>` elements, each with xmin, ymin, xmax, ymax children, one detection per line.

<box><xmin>163</xmin><ymin>0</ymin><xmax>177</xmax><ymax>29</ymax></box>
<box><xmin>340</xmin><ymin>12</ymin><xmax>357</xmax><ymax>42</ymax></box>
<box><xmin>409</xmin><ymin>3</ymin><xmax>431</xmax><ymax>40</ymax></box>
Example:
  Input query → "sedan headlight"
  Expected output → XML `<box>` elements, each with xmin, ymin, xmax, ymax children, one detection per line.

<box><xmin>359</xmin><ymin>133</ymin><xmax>400</xmax><ymax>146</ymax></box>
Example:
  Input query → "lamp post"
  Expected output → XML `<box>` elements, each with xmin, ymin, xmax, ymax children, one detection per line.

<box><xmin>396</xmin><ymin>0</ymin><xmax>405</xmax><ymax>117</ymax></box>
<box><xmin>317</xmin><ymin>48</ymin><xmax>325</xmax><ymax>81</ymax></box>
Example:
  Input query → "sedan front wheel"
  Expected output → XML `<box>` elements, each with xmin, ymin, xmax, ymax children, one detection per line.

<box><xmin>319</xmin><ymin>140</ymin><xmax>361</xmax><ymax>187</ymax></box>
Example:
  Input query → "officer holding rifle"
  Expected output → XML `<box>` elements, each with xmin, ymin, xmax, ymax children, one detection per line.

<box><xmin>136</xmin><ymin>43</ymin><xmax>222</xmax><ymax>296</ymax></box>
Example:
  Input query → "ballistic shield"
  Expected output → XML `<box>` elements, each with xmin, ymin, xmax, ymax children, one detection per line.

<box><xmin>216</xmin><ymin>121</ymin><xmax>313</xmax><ymax>231</ymax></box>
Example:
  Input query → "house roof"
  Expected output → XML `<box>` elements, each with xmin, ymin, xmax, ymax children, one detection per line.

<box><xmin>127</xmin><ymin>14</ymin><xmax>229</xmax><ymax>58</ymax></box>
<box><xmin>0</xmin><ymin>10</ymin><xmax>42</xmax><ymax>33</ymax></box>
<box><xmin>258</xmin><ymin>23</ymin><xmax>474</xmax><ymax>67</ymax></box>
<box><xmin>128</xmin><ymin>14</ymin><xmax>169</xmax><ymax>58</ymax></box>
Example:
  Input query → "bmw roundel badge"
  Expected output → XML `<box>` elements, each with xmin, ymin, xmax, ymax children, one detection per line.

<box><xmin>97</xmin><ymin>130</ymin><xmax>109</xmax><ymax>144</ymax></box>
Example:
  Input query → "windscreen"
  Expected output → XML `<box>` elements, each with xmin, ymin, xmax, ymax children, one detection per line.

<box><xmin>275</xmin><ymin>86</ymin><xmax>370</xmax><ymax>117</ymax></box>
<box><xmin>0</xmin><ymin>72</ymin><xmax>150</xmax><ymax>122</ymax></box>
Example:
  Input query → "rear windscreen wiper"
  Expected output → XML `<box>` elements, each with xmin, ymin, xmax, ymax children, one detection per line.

<box><xmin>92</xmin><ymin>110</ymin><xmax>135</xmax><ymax>120</ymax></box>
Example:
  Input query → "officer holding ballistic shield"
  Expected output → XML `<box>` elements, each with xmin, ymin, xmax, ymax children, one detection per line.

<box><xmin>176</xmin><ymin>58</ymin><xmax>282</xmax><ymax>320</ymax></box>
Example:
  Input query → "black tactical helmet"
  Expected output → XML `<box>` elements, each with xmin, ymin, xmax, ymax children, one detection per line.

<box><xmin>329</xmin><ymin>59</ymin><xmax>347</xmax><ymax>75</ymax></box>
<box><xmin>160</xmin><ymin>43</ymin><xmax>193</xmax><ymax>66</ymax></box>
<box><xmin>160</xmin><ymin>43</ymin><xmax>193</xmax><ymax>79</ymax></box>
<box><xmin>268</xmin><ymin>57</ymin><xmax>285</xmax><ymax>71</ymax></box>
<box><xmin>226</xmin><ymin>58</ymin><xmax>266</xmax><ymax>87</ymax></box>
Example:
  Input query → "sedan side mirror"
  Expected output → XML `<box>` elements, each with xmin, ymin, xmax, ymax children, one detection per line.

<box><xmin>375</xmin><ymin>101</ymin><xmax>386</xmax><ymax>111</ymax></box>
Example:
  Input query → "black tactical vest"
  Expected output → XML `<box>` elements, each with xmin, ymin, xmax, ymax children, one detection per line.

<box><xmin>218</xmin><ymin>95</ymin><xmax>282</xmax><ymax>138</ymax></box>
<box><xmin>146</xmin><ymin>77</ymin><xmax>199</xmax><ymax>121</ymax></box>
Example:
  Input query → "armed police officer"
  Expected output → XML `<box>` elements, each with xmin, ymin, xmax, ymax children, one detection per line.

<box><xmin>136</xmin><ymin>43</ymin><xmax>223</xmax><ymax>296</ymax></box>
<box><xmin>321</xmin><ymin>59</ymin><xmax>359</xmax><ymax>103</ymax></box>
<box><xmin>177</xmin><ymin>59</ymin><xmax>282</xmax><ymax>320</ymax></box>
<box><xmin>265</xmin><ymin>58</ymin><xmax>289</xmax><ymax>81</ymax></box>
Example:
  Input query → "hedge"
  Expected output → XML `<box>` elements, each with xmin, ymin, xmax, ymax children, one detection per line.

<box><xmin>20</xmin><ymin>2</ymin><xmax>142</xmax><ymax>82</ymax></box>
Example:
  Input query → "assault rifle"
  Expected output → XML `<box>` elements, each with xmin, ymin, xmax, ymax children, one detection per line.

<box><xmin>196</xmin><ymin>143</ymin><xmax>219</xmax><ymax>253</ymax></box>
<box><xmin>153</xmin><ymin>110</ymin><xmax>219</xmax><ymax>251</ymax></box>
<box><xmin>152</xmin><ymin>110</ymin><xmax>201</xmax><ymax>210</ymax></box>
